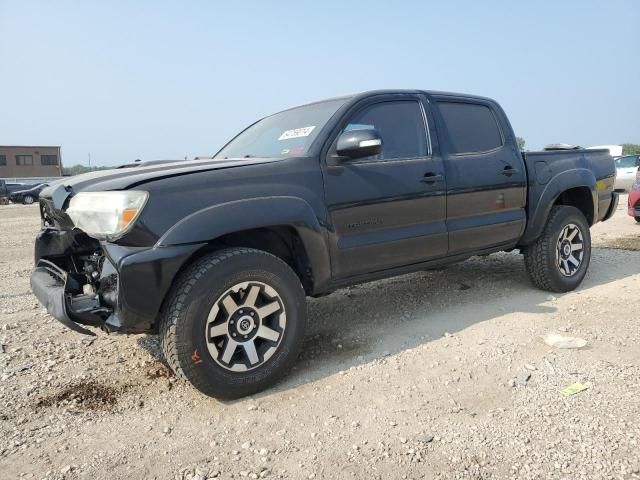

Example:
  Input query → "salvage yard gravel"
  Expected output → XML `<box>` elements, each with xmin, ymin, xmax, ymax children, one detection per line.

<box><xmin>1</xmin><ymin>199</ymin><xmax>639</xmax><ymax>479</ymax></box>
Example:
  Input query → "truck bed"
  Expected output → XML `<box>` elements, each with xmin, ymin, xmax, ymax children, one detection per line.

<box><xmin>519</xmin><ymin>148</ymin><xmax>616</xmax><ymax>244</ymax></box>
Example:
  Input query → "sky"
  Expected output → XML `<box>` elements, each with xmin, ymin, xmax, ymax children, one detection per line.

<box><xmin>1</xmin><ymin>0</ymin><xmax>639</xmax><ymax>167</ymax></box>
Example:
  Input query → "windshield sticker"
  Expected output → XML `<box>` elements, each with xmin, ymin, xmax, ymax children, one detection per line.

<box><xmin>278</xmin><ymin>126</ymin><xmax>315</xmax><ymax>141</ymax></box>
<box><xmin>289</xmin><ymin>146</ymin><xmax>304</xmax><ymax>155</ymax></box>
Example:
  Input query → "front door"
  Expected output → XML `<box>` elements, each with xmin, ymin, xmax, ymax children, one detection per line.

<box><xmin>322</xmin><ymin>96</ymin><xmax>447</xmax><ymax>279</ymax></box>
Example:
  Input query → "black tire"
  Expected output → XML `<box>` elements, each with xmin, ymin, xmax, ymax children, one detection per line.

<box><xmin>22</xmin><ymin>195</ymin><xmax>34</xmax><ymax>205</ymax></box>
<box><xmin>635</xmin><ymin>216</ymin><xmax>640</xmax><ymax>224</ymax></box>
<box><xmin>159</xmin><ymin>247</ymin><xmax>307</xmax><ymax>399</ymax></box>
<box><xmin>524</xmin><ymin>206</ymin><xmax>591</xmax><ymax>293</ymax></box>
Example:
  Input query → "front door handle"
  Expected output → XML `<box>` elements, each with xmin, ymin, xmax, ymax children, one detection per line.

<box><xmin>501</xmin><ymin>165</ymin><xmax>518</xmax><ymax>176</ymax></box>
<box><xmin>421</xmin><ymin>173</ymin><xmax>444</xmax><ymax>184</ymax></box>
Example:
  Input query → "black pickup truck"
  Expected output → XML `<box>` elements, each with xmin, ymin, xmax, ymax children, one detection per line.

<box><xmin>31</xmin><ymin>90</ymin><xmax>617</xmax><ymax>398</ymax></box>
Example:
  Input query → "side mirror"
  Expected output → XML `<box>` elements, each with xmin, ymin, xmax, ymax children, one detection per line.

<box><xmin>336</xmin><ymin>128</ymin><xmax>383</xmax><ymax>159</ymax></box>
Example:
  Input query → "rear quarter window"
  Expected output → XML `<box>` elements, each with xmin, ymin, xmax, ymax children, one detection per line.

<box><xmin>437</xmin><ymin>101</ymin><xmax>503</xmax><ymax>154</ymax></box>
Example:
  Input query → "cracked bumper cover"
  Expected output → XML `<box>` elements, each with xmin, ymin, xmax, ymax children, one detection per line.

<box><xmin>31</xmin><ymin>264</ymin><xmax>98</xmax><ymax>336</ymax></box>
<box><xmin>31</xmin><ymin>229</ymin><xmax>204</xmax><ymax>334</ymax></box>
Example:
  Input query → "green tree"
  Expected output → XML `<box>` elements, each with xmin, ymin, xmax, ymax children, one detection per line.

<box><xmin>516</xmin><ymin>136</ymin><xmax>526</xmax><ymax>151</ymax></box>
<box><xmin>622</xmin><ymin>143</ymin><xmax>640</xmax><ymax>155</ymax></box>
<box><xmin>62</xmin><ymin>164</ymin><xmax>111</xmax><ymax>176</ymax></box>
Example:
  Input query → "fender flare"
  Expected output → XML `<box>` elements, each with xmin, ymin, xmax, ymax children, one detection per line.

<box><xmin>520</xmin><ymin>168</ymin><xmax>597</xmax><ymax>245</ymax></box>
<box><xmin>156</xmin><ymin>196</ymin><xmax>331</xmax><ymax>292</ymax></box>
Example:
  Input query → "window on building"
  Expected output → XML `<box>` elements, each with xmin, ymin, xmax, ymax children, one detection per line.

<box><xmin>0</xmin><ymin>155</ymin><xmax>6</xmax><ymax>166</ymax></box>
<box><xmin>16</xmin><ymin>155</ymin><xmax>33</xmax><ymax>166</ymax></box>
<box><xmin>41</xmin><ymin>155</ymin><xmax>58</xmax><ymax>166</ymax></box>
<box><xmin>437</xmin><ymin>102</ymin><xmax>503</xmax><ymax>154</ymax></box>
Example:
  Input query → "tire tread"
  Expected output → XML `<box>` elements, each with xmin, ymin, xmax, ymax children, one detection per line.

<box><xmin>524</xmin><ymin>205</ymin><xmax>590</xmax><ymax>293</ymax></box>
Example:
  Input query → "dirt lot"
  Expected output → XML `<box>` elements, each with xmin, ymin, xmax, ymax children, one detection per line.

<box><xmin>1</xmin><ymin>198</ymin><xmax>639</xmax><ymax>480</ymax></box>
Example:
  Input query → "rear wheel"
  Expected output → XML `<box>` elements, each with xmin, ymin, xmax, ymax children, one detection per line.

<box><xmin>635</xmin><ymin>216</ymin><xmax>640</xmax><ymax>223</ymax></box>
<box><xmin>159</xmin><ymin>247</ymin><xmax>307</xmax><ymax>399</ymax></box>
<box><xmin>524</xmin><ymin>206</ymin><xmax>591</xmax><ymax>292</ymax></box>
<box><xmin>22</xmin><ymin>195</ymin><xmax>34</xmax><ymax>205</ymax></box>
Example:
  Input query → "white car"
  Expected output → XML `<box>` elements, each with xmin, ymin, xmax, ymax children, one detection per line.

<box><xmin>614</xmin><ymin>155</ymin><xmax>640</xmax><ymax>191</ymax></box>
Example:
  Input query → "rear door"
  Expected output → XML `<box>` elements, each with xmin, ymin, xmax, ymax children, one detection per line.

<box><xmin>431</xmin><ymin>98</ymin><xmax>526</xmax><ymax>254</ymax></box>
<box><xmin>615</xmin><ymin>156</ymin><xmax>640</xmax><ymax>188</ymax></box>
<box><xmin>322</xmin><ymin>94</ymin><xmax>447</xmax><ymax>279</ymax></box>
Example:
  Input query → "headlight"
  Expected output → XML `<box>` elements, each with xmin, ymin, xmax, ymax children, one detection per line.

<box><xmin>66</xmin><ymin>191</ymin><xmax>148</xmax><ymax>240</ymax></box>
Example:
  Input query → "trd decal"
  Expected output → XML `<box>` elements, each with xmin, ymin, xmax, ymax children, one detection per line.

<box><xmin>347</xmin><ymin>218</ymin><xmax>383</xmax><ymax>229</ymax></box>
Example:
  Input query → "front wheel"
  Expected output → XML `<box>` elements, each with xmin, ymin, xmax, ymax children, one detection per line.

<box><xmin>524</xmin><ymin>206</ymin><xmax>591</xmax><ymax>292</ymax></box>
<box><xmin>159</xmin><ymin>247</ymin><xmax>307</xmax><ymax>399</ymax></box>
<box><xmin>23</xmin><ymin>195</ymin><xmax>34</xmax><ymax>205</ymax></box>
<box><xmin>635</xmin><ymin>216</ymin><xmax>640</xmax><ymax>224</ymax></box>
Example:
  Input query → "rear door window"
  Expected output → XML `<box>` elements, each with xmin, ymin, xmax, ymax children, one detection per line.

<box><xmin>437</xmin><ymin>102</ymin><xmax>503</xmax><ymax>154</ymax></box>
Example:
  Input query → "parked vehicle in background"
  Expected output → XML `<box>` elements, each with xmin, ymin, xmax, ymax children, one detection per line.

<box><xmin>587</xmin><ymin>144</ymin><xmax>623</xmax><ymax>158</ymax></box>
<box><xmin>30</xmin><ymin>89</ymin><xmax>618</xmax><ymax>399</ymax></box>
<box><xmin>0</xmin><ymin>180</ymin><xmax>26</xmax><ymax>203</ymax></box>
<box><xmin>614</xmin><ymin>155</ymin><xmax>640</xmax><ymax>191</ymax></box>
<box><xmin>628</xmin><ymin>171</ymin><xmax>640</xmax><ymax>223</ymax></box>
<box><xmin>9</xmin><ymin>183</ymin><xmax>49</xmax><ymax>204</ymax></box>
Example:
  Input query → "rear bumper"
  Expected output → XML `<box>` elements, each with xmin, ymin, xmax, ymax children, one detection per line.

<box><xmin>601</xmin><ymin>192</ymin><xmax>619</xmax><ymax>222</ymax></box>
<box><xmin>31</xmin><ymin>229</ymin><xmax>204</xmax><ymax>335</ymax></box>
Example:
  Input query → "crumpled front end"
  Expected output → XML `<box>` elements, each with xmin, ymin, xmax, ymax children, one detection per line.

<box><xmin>31</xmin><ymin>227</ymin><xmax>123</xmax><ymax>335</ymax></box>
<box><xmin>31</xmin><ymin>201</ymin><xmax>204</xmax><ymax>335</ymax></box>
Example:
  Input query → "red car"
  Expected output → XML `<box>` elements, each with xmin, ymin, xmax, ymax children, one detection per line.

<box><xmin>629</xmin><ymin>172</ymin><xmax>640</xmax><ymax>223</ymax></box>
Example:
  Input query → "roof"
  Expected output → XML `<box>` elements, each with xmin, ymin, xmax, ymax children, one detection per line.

<box><xmin>283</xmin><ymin>89</ymin><xmax>495</xmax><ymax>112</ymax></box>
<box><xmin>0</xmin><ymin>145</ymin><xmax>61</xmax><ymax>149</ymax></box>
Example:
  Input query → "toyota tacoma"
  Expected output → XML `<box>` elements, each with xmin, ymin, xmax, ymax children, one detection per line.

<box><xmin>31</xmin><ymin>90</ymin><xmax>618</xmax><ymax>398</ymax></box>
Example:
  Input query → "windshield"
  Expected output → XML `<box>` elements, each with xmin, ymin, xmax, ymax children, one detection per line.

<box><xmin>215</xmin><ymin>98</ymin><xmax>347</xmax><ymax>159</ymax></box>
<box><xmin>615</xmin><ymin>156</ymin><xmax>638</xmax><ymax>168</ymax></box>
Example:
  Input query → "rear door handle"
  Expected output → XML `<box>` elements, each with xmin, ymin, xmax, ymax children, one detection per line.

<box><xmin>501</xmin><ymin>165</ymin><xmax>518</xmax><ymax>176</ymax></box>
<box><xmin>421</xmin><ymin>173</ymin><xmax>444</xmax><ymax>184</ymax></box>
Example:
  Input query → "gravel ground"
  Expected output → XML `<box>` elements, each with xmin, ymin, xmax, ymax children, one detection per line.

<box><xmin>1</xmin><ymin>197</ymin><xmax>639</xmax><ymax>480</ymax></box>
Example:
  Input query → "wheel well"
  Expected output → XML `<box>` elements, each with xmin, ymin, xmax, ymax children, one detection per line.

<box><xmin>553</xmin><ymin>187</ymin><xmax>594</xmax><ymax>225</ymax></box>
<box><xmin>207</xmin><ymin>226</ymin><xmax>314</xmax><ymax>294</ymax></box>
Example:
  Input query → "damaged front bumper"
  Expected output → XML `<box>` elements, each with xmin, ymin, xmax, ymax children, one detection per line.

<box><xmin>31</xmin><ymin>260</ymin><xmax>108</xmax><ymax>336</ymax></box>
<box><xmin>31</xmin><ymin>228</ymin><xmax>204</xmax><ymax>335</ymax></box>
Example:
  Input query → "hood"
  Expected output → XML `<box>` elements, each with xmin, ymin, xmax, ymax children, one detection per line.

<box><xmin>41</xmin><ymin>157</ymin><xmax>281</xmax><ymax>209</ymax></box>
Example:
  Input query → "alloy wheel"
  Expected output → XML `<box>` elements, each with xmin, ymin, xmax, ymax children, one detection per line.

<box><xmin>555</xmin><ymin>223</ymin><xmax>584</xmax><ymax>277</ymax></box>
<box><xmin>205</xmin><ymin>281</ymin><xmax>286</xmax><ymax>372</ymax></box>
